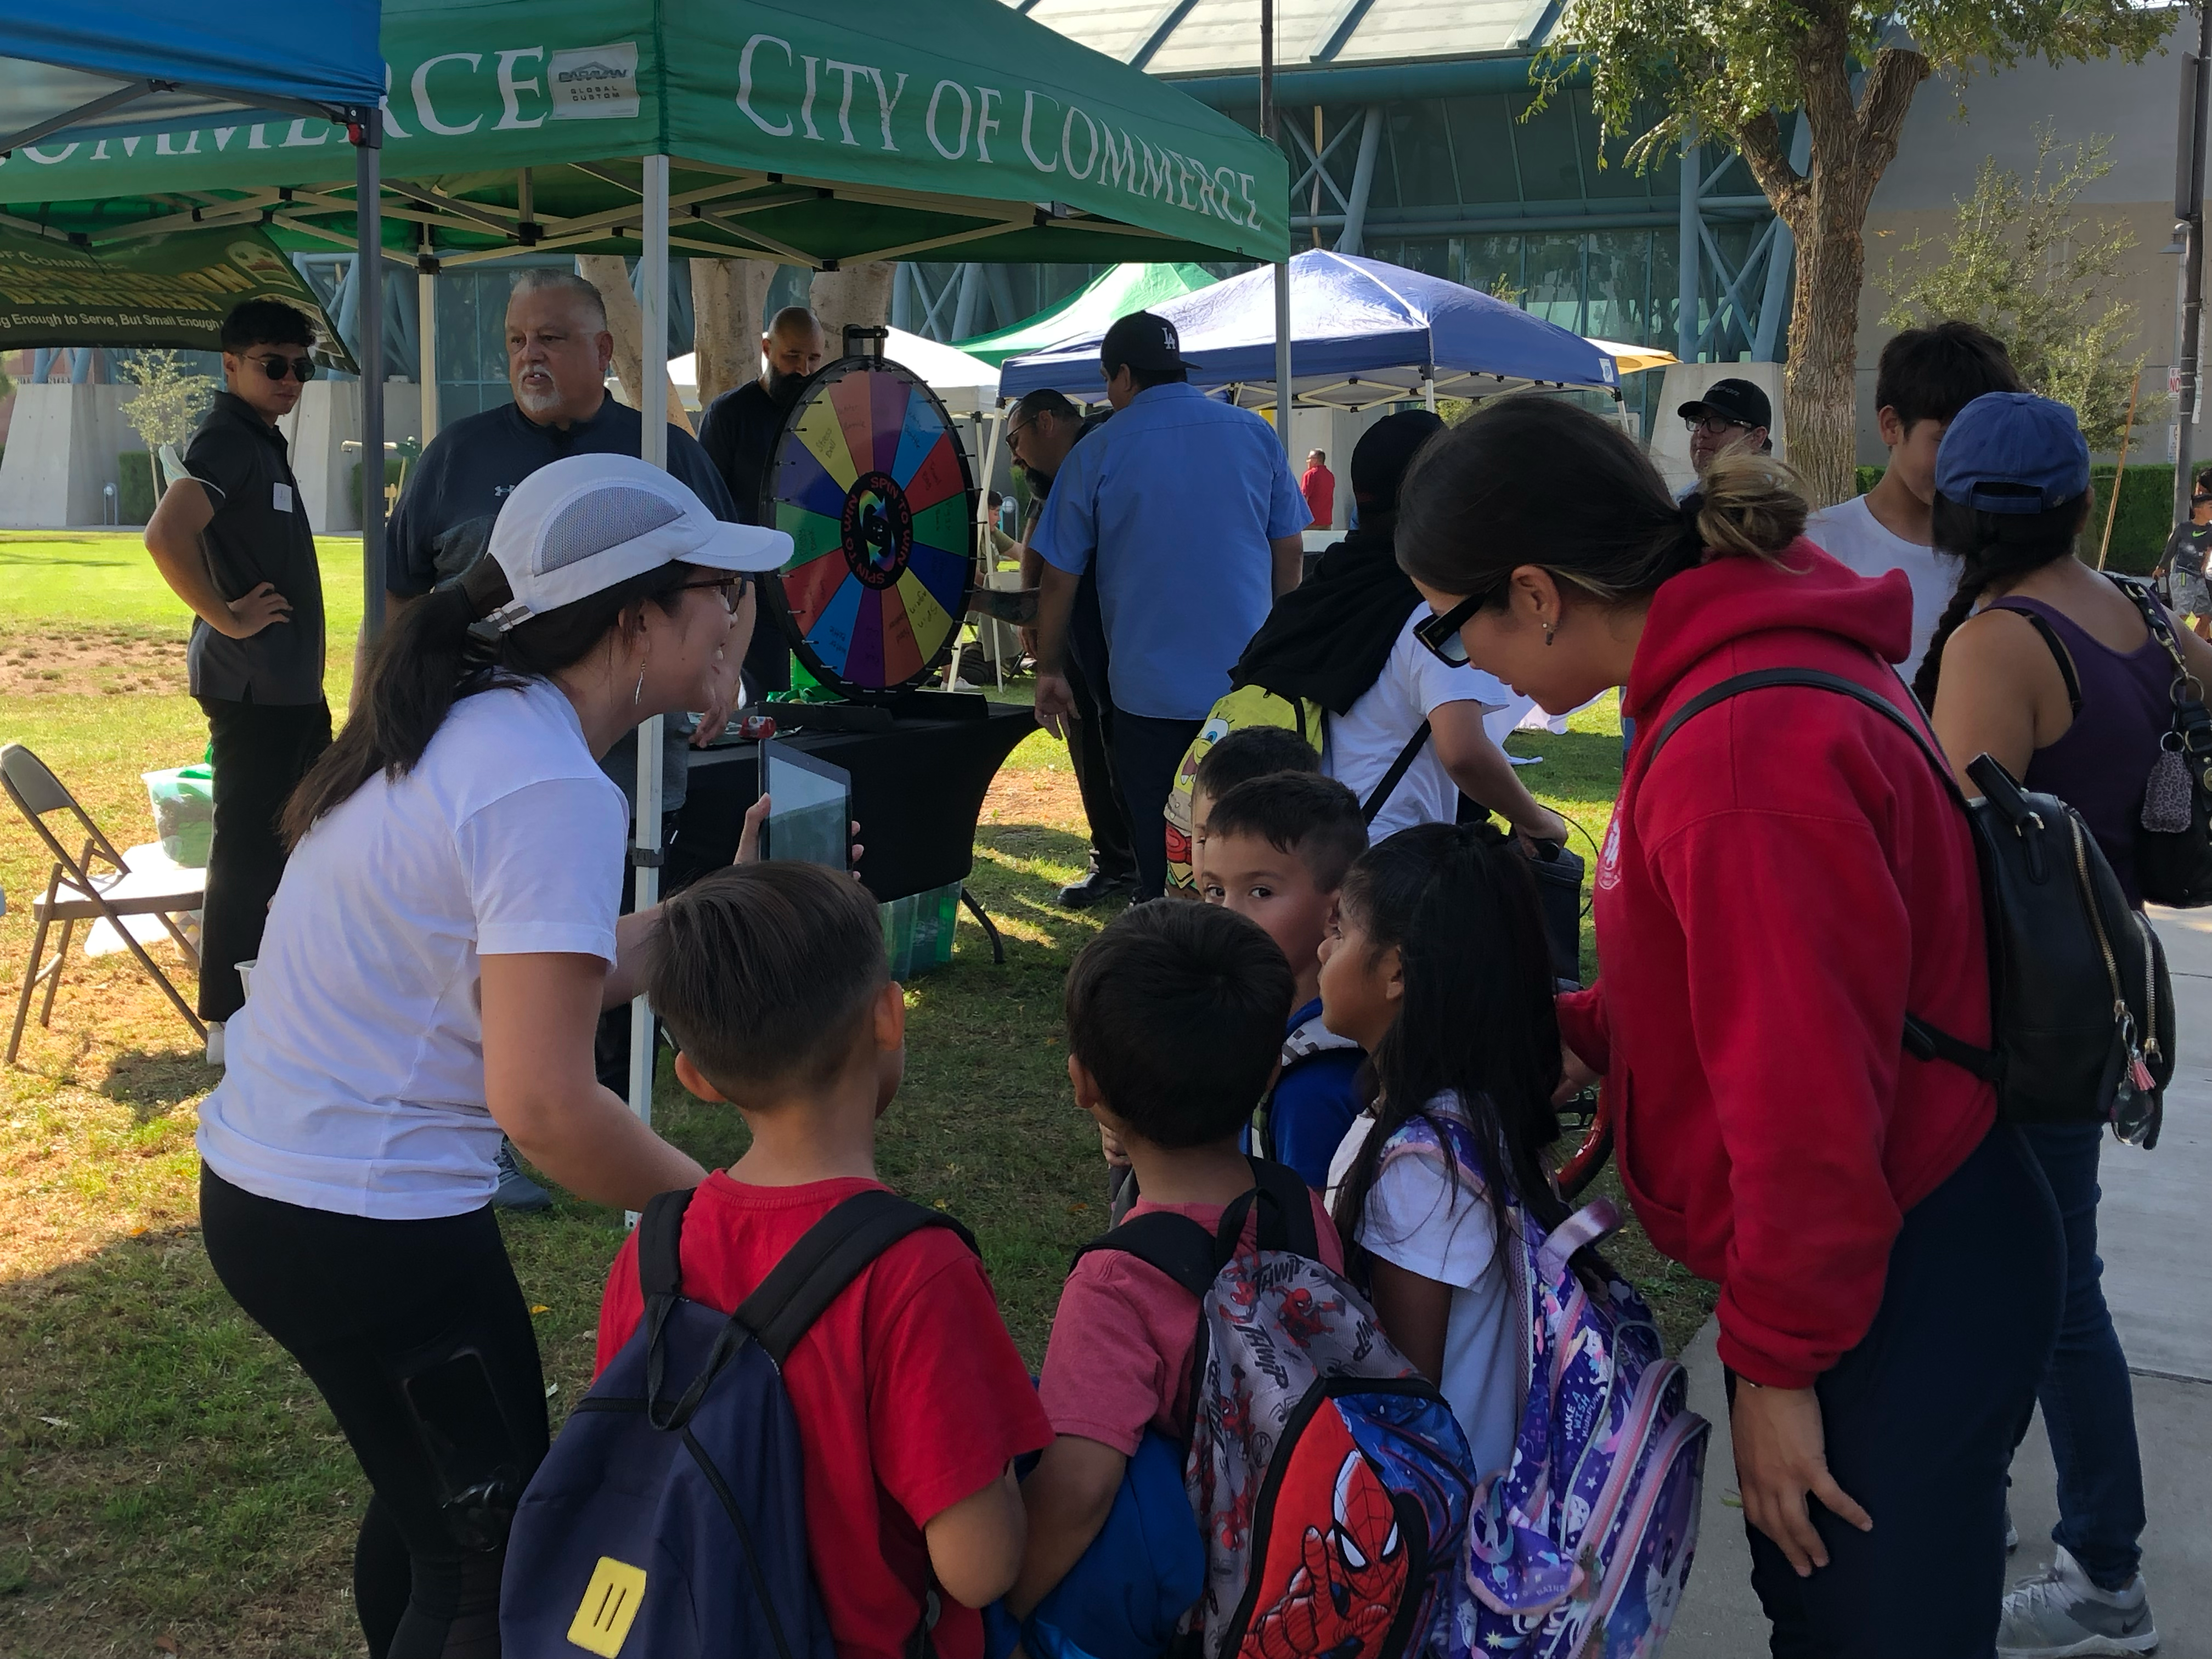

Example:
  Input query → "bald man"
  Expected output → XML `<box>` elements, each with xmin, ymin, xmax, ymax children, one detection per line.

<box><xmin>699</xmin><ymin>306</ymin><xmax>828</xmax><ymax>695</ymax></box>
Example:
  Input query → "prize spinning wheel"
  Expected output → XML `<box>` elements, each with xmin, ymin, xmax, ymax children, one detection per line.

<box><xmin>761</xmin><ymin>352</ymin><xmax>977</xmax><ymax>696</ymax></box>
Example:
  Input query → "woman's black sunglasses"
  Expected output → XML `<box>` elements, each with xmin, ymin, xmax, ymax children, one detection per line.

<box><xmin>682</xmin><ymin>574</ymin><xmax>757</xmax><ymax>614</ymax></box>
<box><xmin>1413</xmin><ymin>589</ymin><xmax>1492</xmax><ymax>667</ymax></box>
<box><xmin>247</xmin><ymin>353</ymin><xmax>318</xmax><ymax>382</ymax></box>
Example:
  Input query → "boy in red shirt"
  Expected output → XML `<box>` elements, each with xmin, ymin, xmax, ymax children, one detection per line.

<box><xmin>595</xmin><ymin>862</ymin><xmax>1051</xmax><ymax>1657</ymax></box>
<box><xmin>1006</xmin><ymin>901</ymin><xmax>1344</xmax><ymax>1617</ymax></box>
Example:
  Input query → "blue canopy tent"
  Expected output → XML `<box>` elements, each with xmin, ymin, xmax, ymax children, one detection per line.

<box><xmin>999</xmin><ymin>247</ymin><xmax>1621</xmax><ymax>411</ymax></box>
<box><xmin>0</xmin><ymin>0</ymin><xmax>388</xmax><ymax>629</ymax></box>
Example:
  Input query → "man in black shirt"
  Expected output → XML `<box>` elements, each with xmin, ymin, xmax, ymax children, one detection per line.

<box><xmin>1007</xmin><ymin>388</ymin><xmax>1131</xmax><ymax>908</ymax></box>
<box><xmin>697</xmin><ymin>305</ymin><xmax>827</xmax><ymax>696</ymax></box>
<box><xmin>2158</xmin><ymin>466</ymin><xmax>2212</xmax><ymax>641</ymax></box>
<box><xmin>144</xmin><ymin>300</ymin><xmax>334</xmax><ymax>1035</ymax></box>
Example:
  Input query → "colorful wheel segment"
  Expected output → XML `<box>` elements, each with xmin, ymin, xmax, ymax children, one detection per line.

<box><xmin>763</xmin><ymin>356</ymin><xmax>976</xmax><ymax>696</ymax></box>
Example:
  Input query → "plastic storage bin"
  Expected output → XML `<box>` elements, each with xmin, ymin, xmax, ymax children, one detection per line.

<box><xmin>882</xmin><ymin>882</ymin><xmax>961</xmax><ymax>978</ymax></box>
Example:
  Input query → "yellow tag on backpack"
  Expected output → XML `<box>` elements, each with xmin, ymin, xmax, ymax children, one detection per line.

<box><xmin>1165</xmin><ymin>684</ymin><xmax>1325</xmax><ymax>894</ymax></box>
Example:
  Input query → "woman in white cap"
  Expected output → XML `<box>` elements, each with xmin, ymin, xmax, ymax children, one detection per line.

<box><xmin>194</xmin><ymin>453</ymin><xmax>792</xmax><ymax>1659</ymax></box>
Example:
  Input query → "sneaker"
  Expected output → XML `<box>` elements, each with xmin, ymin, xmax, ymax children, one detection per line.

<box><xmin>492</xmin><ymin>1139</ymin><xmax>554</xmax><ymax>1212</ymax></box>
<box><xmin>1057</xmin><ymin>868</ymin><xmax>1135</xmax><ymax>910</ymax></box>
<box><xmin>1998</xmin><ymin>1547</ymin><xmax>2157</xmax><ymax>1657</ymax></box>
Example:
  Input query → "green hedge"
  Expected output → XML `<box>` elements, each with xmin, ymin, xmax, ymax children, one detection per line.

<box><xmin>1849</xmin><ymin>462</ymin><xmax>2174</xmax><ymax>575</ymax></box>
<box><xmin>118</xmin><ymin>450</ymin><xmax>162</xmax><ymax>524</ymax></box>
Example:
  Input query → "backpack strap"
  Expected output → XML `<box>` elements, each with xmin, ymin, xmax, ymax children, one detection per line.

<box><xmin>1987</xmin><ymin>601</ymin><xmax>2083</xmax><ymax>716</ymax></box>
<box><xmin>1214</xmin><ymin>1156</ymin><xmax>1321</xmax><ymax>1265</ymax></box>
<box><xmin>738</xmin><ymin>1188</ymin><xmax>979</xmax><ymax>1367</ymax></box>
<box><xmin>636</xmin><ymin>1187</ymin><xmax>700</xmax><ymax>1412</ymax></box>
<box><xmin>1073</xmin><ymin>1211</ymin><xmax>1219</xmax><ymax>1297</ymax></box>
<box><xmin>1642</xmin><ymin>667</ymin><xmax>2001</xmax><ymax>1084</ymax></box>
<box><xmin>1361</xmin><ymin>720</ymin><xmax>1432</xmax><ymax>824</ymax></box>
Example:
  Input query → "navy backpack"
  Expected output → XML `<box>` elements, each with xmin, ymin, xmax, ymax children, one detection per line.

<box><xmin>500</xmin><ymin>1186</ymin><xmax>974</xmax><ymax>1658</ymax></box>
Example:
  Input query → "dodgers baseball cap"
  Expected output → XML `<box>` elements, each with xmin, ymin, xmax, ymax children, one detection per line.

<box><xmin>1102</xmin><ymin>309</ymin><xmax>1199</xmax><ymax>375</ymax></box>
<box><xmin>482</xmin><ymin>453</ymin><xmax>791</xmax><ymax>631</ymax></box>
<box><xmin>1934</xmin><ymin>391</ymin><xmax>2091</xmax><ymax>514</ymax></box>
<box><xmin>1677</xmin><ymin>377</ymin><xmax>1772</xmax><ymax>431</ymax></box>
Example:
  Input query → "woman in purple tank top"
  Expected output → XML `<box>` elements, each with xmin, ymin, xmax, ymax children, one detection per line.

<box><xmin>1916</xmin><ymin>392</ymin><xmax>2212</xmax><ymax>1657</ymax></box>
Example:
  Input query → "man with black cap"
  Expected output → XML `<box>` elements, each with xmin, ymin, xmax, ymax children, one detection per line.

<box><xmin>1679</xmin><ymin>376</ymin><xmax>1773</xmax><ymax>486</ymax></box>
<box><xmin>1029</xmin><ymin>311</ymin><xmax>1310</xmax><ymax>900</ymax></box>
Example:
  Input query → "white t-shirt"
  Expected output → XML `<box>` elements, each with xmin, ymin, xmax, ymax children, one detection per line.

<box><xmin>1804</xmin><ymin>494</ymin><xmax>1962</xmax><ymax>682</ymax></box>
<box><xmin>197</xmin><ymin>678</ymin><xmax>629</xmax><ymax>1220</ymax></box>
<box><xmin>1327</xmin><ymin>1097</ymin><xmax>1522</xmax><ymax>1481</ymax></box>
<box><xmin>1325</xmin><ymin>612</ymin><xmax>1509</xmax><ymax>842</ymax></box>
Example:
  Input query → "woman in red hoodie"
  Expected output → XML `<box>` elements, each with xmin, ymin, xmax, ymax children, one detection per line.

<box><xmin>1395</xmin><ymin>399</ymin><xmax>2063</xmax><ymax>1657</ymax></box>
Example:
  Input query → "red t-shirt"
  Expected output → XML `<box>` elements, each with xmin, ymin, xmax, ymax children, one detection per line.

<box><xmin>1299</xmin><ymin>464</ymin><xmax>1336</xmax><ymax>527</ymax></box>
<box><xmin>594</xmin><ymin>1173</ymin><xmax>1053</xmax><ymax>1659</ymax></box>
<box><xmin>1036</xmin><ymin>1189</ymin><xmax>1344</xmax><ymax>1454</ymax></box>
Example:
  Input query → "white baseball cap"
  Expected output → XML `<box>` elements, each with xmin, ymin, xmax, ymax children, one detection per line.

<box><xmin>482</xmin><ymin>453</ymin><xmax>792</xmax><ymax>631</ymax></box>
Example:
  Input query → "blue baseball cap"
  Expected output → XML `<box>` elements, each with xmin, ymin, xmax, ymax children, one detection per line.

<box><xmin>1934</xmin><ymin>391</ymin><xmax>2090</xmax><ymax>514</ymax></box>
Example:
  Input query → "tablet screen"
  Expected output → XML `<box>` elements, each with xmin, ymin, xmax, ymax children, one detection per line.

<box><xmin>764</xmin><ymin>745</ymin><xmax>850</xmax><ymax>871</ymax></box>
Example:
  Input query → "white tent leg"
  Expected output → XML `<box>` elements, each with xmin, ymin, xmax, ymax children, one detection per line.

<box><xmin>417</xmin><ymin>256</ymin><xmax>439</xmax><ymax>444</ymax></box>
<box><xmin>1423</xmin><ymin>373</ymin><xmax>1436</xmax><ymax>415</ymax></box>
<box><xmin>1273</xmin><ymin>261</ymin><xmax>1293</xmax><ymax>458</ymax></box>
<box><xmin>356</xmin><ymin>134</ymin><xmax>386</xmax><ymax>647</ymax></box>
<box><xmin>629</xmin><ymin>154</ymin><xmax>671</xmax><ymax>1136</ymax></box>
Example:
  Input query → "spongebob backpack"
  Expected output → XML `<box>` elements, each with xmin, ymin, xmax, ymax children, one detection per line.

<box><xmin>1076</xmin><ymin>1158</ymin><xmax>1475</xmax><ymax>1658</ymax></box>
<box><xmin>501</xmin><ymin>1187</ymin><xmax>971</xmax><ymax>1657</ymax></box>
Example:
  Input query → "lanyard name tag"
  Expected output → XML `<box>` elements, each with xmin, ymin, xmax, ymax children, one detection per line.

<box><xmin>272</xmin><ymin>482</ymin><xmax>294</xmax><ymax>514</ymax></box>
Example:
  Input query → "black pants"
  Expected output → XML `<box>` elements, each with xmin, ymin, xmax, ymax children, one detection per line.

<box><xmin>200</xmin><ymin>1166</ymin><xmax>549</xmax><ymax>1659</ymax></box>
<box><xmin>1736</xmin><ymin>1126</ymin><xmax>2064</xmax><ymax>1657</ymax></box>
<box><xmin>1065</xmin><ymin>659</ymin><xmax>1134</xmax><ymax>883</ymax></box>
<box><xmin>1104</xmin><ymin>710</ymin><xmax>1204</xmax><ymax>901</ymax></box>
<box><xmin>195</xmin><ymin>696</ymin><xmax>331</xmax><ymax>1021</ymax></box>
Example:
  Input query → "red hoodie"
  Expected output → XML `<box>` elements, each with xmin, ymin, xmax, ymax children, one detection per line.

<box><xmin>1556</xmin><ymin>541</ymin><xmax>1994</xmax><ymax>1390</ymax></box>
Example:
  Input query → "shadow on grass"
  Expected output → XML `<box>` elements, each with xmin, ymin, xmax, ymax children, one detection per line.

<box><xmin>100</xmin><ymin>1046</ymin><xmax>215</xmax><ymax>1122</ymax></box>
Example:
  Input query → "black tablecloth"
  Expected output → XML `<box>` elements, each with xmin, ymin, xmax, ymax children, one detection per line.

<box><xmin>672</xmin><ymin>702</ymin><xmax>1037</xmax><ymax>901</ymax></box>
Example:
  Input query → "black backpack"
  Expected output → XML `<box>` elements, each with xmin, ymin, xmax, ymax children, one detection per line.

<box><xmin>1646</xmin><ymin>668</ymin><xmax>2170</xmax><ymax>1148</ymax></box>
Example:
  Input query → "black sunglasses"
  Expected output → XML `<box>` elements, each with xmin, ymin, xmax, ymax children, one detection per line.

<box><xmin>682</xmin><ymin>574</ymin><xmax>757</xmax><ymax>613</ymax></box>
<box><xmin>246</xmin><ymin>352</ymin><xmax>318</xmax><ymax>382</ymax></box>
<box><xmin>1413</xmin><ymin>589</ymin><xmax>1494</xmax><ymax>667</ymax></box>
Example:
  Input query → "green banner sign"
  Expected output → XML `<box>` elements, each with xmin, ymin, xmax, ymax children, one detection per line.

<box><xmin>0</xmin><ymin>223</ymin><xmax>353</xmax><ymax>368</ymax></box>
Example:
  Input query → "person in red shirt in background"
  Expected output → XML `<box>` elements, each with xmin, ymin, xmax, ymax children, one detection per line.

<box><xmin>597</xmin><ymin>862</ymin><xmax>1052</xmax><ymax>1657</ymax></box>
<box><xmin>1300</xmin><ymin>448</ymin><xmax>1336</xmax><ymax>529</ymax></box>
<box><xmin>1394</xmin><ymin>399</ymin><xmax>2063</xmax><ymax>1657</ymax></box>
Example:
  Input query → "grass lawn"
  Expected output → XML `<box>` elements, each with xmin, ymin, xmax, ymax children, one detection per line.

<box><xmin>0</xmin><ymin>530</ymin><xmax>1709</xmax><ymax>1657</ymax></box>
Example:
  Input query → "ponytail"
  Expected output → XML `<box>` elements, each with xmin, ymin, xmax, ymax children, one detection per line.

<box><xmin>1911</xmin><ymin>489</ymin><xmax>2091</xmax><ymax>710</ymax></box>
<box><xmin>282</xmin><ymin>555</ymin><xmax>692</xmax><ymax>848</ymax></box>
<box><xmin>1329</xmin><ymin>822</ymin><xmax>1568</xmax><ymax>1279</ymax></box>
<box><xmin>1396</xmin><ymin>397</ymin><xmax>1810</xmax><ymax>614</ymax></box>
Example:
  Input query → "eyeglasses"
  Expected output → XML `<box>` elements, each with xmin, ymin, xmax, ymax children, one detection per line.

<box><xmin>1413</xmin><ymin>589</ymin><xmax>1495</xmax><ymax>667</ymax></box>
<box><xmin>1003</xmin><ymin>419</ymin><xmax>1035</xmax><ymax>451</ymax></box>
<box><xmin>246</xmin><ymin>353</ymin><xmax>318</xmax><ymax>382</ymax></box>
<box><xmin>1684</xmin><ymin>413</ymin><xmax>1748</xmax><ymax>438</ymax></box>
<box><xmin>682</xmin><ymin>574</ymin><xmax>757</xmax><ymax>614</ymax></box>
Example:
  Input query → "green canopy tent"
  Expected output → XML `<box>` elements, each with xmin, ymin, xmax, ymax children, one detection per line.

<box><xmin>955</xmin><ymin>260</ymin><xmax>1218</xmax><ymax>368</ymax></box>
<box><xmin>1</xmin><ymin>0</ymin><xmax>1286</xmax><ymax>1122</ymax></box>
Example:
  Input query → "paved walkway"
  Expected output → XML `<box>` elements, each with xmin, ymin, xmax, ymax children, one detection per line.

<box><xmin>1668</xmin><ymin>909</ymin><xmax>2212</xmax><ymax>1655</ymax></box>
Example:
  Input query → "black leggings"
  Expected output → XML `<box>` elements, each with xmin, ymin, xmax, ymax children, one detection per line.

<box><xmin>200</xmin><ymin>1165</ymin><xmax>549</xmax><ymax>1658</ymax></box>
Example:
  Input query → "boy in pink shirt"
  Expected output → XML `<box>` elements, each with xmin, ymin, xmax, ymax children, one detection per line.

<box><xmin>1007</xmin><ymin>901</ymin><xmax>1344</xmax><ymax>1615</ymax></box>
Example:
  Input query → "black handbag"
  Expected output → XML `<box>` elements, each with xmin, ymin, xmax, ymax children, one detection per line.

<box><xmin>2118</xmin><ymin>576</ymin><xmax>2212</xmax><ymax>909</ymax></box>
<box><xmin>1647</xmin><ymin>668</ymin><xmax>2171</xmax><ymax>1147</ymax></box>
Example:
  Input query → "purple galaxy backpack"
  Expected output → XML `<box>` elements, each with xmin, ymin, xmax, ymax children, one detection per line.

<box><xmin>1382</xmin><ymin>1114</ymin><xmax>1708</xmax><ymax>1659</ymax></box>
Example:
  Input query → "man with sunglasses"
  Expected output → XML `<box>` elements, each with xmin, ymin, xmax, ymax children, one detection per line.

<box><xmin>2157</xmin><ymin>467</ymin><xmax>2212</xmax><ymax>641</ymax></box>
<box><xmin>144</xmin><ymin>300</ymin><xmax>334</xmax><ymax>1048</ymax></box>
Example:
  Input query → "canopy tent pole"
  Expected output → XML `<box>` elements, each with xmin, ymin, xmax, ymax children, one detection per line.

<box><xmin>1273</xmin><ymin>264</ymin><xmax>1293</xmax><ymax>458</ymax></box>
<box><xmin>1422</xmin><ymin>371</ymin><xmax>1436</xmax><ymax>414</ymax></box>
<box><xmin>355</xmin><ymin>121</ymin><xmax>385</xmax><ymax>647</ymax></box>
<box><xmin>629</xmin><ymin>154</ymin><xmax>672</xmax><ymax>1130</ymax></box>
<box><xmin>416</xmin><ymin>236</ymin><xmax>440</xmax><ymax>444</ymax></box>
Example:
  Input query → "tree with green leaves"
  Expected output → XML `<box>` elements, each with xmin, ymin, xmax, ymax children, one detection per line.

<box><xmin>117</xmin><ymin>349</ymin><xmax>216</xmax><ymax>507</ymax></box>
<box><xmin>1883</xmin><ymin>128</ymin><xmax>2165</xmax><ymax>453</ymax></box>
<box><xmin>1542</xmin><ymin>1</ymin><xmax>2169</xmax><ymax>505</ymax></box>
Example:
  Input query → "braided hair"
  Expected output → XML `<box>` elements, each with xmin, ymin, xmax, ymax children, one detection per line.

<box><xmin>1910</xmin><ymin>487</ymin><xmax>2092</xmax><ymax>709</ymax></box>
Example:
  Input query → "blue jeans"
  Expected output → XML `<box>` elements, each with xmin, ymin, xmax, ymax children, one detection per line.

<box><xmin>2016</xmin><ymin>1121</ymin><xmax>2147</xmax><ymax>1591</ymax></box>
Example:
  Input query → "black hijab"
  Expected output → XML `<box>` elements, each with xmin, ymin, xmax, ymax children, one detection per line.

<box><xmin>1229</xmin><ymin>411</ymin><xmax>1446</xmax><ymax>714</ymax></box>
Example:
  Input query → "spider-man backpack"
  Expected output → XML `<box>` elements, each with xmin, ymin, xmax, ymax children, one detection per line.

<box><xmin>1076</xmin><ymin>1158</ymin><xmax>1476</xmax><ymax>1659</ymax></box>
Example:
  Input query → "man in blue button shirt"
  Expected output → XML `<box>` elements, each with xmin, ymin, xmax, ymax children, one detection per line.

<box><xmin>1030</xmin><ymin>312</ymin><xmax>1310</xmax><ymax>900</ymax></box>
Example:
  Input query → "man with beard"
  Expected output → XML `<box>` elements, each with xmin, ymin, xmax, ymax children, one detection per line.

<box><xmin>699</xmin><ymin>306</ymin><xmax>828</xmax><ymax>697</ymax></box>
<box><xmin>384</xmin><ymin>268</ymin><xmax>740</xmax><ymax>1207</ymax></box>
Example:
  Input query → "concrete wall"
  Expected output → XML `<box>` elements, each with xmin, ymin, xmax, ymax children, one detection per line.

<box><xmin>278</xmin><ymin>380</ymin><xmax>422</xmax><ymax>534</ymax></box>
<box><xmin>1858</xmin><ymin>32</ymin><xmax>2194</xmax><ymax>462</ymax></box>
<box><xmin>0</xmin><ymin>383</ymin><xmax>137</xmax><ymax>528</ymax></box>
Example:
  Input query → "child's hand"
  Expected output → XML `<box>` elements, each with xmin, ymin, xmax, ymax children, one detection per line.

<box><xmin>1099</xmin><ymin>1125</ymin><xmax>1131</xmax><ymax>1169</ymax></box>
<box><xmin>1553</xmin><ymin>1041</ymin><xmax>1598</xmax><ymax>1104</ymax></box>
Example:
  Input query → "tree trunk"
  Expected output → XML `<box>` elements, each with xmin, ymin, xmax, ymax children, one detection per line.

<box><xmin>1784</xmin><ymin>222</ymin><xmax>1865</xmax><ymax>507</ymax></box>
<box><xmin>576</xmin><ymin>253</ymin><xmax>695</xmax><ymax>436</ymax></box>
<box><xmin>809</xmin><ymin>264</ymin><xmax>896</xmax><ymax>354</ymax></box>
<box><xmin>691</xmin><ymin>258</ymin><xmax>777</xmax><ymax>408</ymax></box>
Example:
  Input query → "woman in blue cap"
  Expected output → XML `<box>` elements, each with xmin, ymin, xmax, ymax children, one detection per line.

<box><xmin>1917</xmin><ymin>390</ymin><xmax>2212</xmax><ymax>1658</ymax></box>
